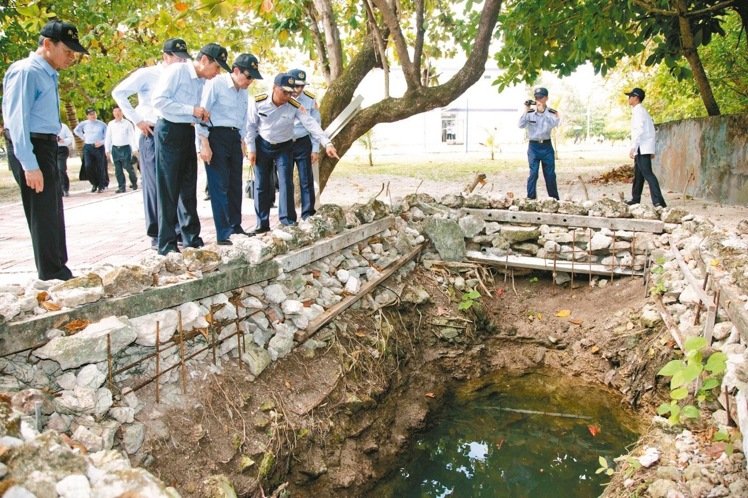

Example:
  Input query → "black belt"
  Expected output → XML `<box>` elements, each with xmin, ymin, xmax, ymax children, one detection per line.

<box><xmin>112</xmin><ymin>144</ymin><xmax>131</xmax><ymax>148</ymax></box>
<box><xmin>3</xmin><ymin>130</ymin><xmax>57</xmax><ymax>142</ymax></box>
<box><xmin>211</xmin><ymin>126</ymin><xmax>240</xmax><ymax>132</ymax></box>
<box><xmin>259</xmin><ymin>136</ymin><xmax>292</xmax><ymax>149</ymax></box>
<box><xmin>30</xmin><ymin>132</ymin><xmax>57</xmax><ymax>142</ymax></box>
<box><xmin>529</xmin><ymin>139</ymin><xmax>552</xmax><ymax>144</ymax></box>
<box><xmin>293</xmin><ymin>134</ymin><xmax>310</xmax><ymax>142</ymax></box>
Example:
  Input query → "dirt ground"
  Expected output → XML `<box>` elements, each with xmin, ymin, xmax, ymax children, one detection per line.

<box><xmin>138</xmin><ymin>264</ymin><xmax>674</xmax><ymax>497</ymax></box>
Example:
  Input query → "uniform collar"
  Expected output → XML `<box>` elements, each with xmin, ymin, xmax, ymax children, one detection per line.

<box><xmin>29</xmin><ymin>52</ymin><xmax>58</xmax><ymax>78</ymax></box>
<box><xmin>186</xmin><ymin>60</ymin><xmax>199</xmax><ymax>79</ymax></box>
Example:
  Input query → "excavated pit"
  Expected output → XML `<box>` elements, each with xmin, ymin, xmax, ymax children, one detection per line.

<box><xmin>141</xmin><ymin>269</ymin><xmax>669</xmax><ymax>498</ymax></box>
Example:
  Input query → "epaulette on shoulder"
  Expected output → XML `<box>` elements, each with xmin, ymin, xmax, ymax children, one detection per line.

<box><xmin>527</xmin><ymin>109</ymin><xmax>535</xmax><ymax>113</ymax></box>
<box><xmin>288</xmin><ymin>97</ymin><xmax>301</xmax><ymax>108</ymax></box>
<box><xmin>548</xmin><ymin>108</ymin><xmax>558</xmax><ymax>114</ymax></box>
<box><xmin>303</xmin><ymin>89</ymin><xmax>316</xmax><ymax>100</ymax></box>
<box><xmin>254</xmin><ymin>93</ymin><xmax>268</xmax><ymax>102</ymax></box>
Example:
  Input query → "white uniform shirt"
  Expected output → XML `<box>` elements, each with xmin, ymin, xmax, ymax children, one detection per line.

<box><xmin>630</xmin><ymin>103</ymin><xmax>656</xmax><ymax>155</ymax></box>
<box><xmin>111</xmin><ymin>64</ymin><xmax>164</xmax><ymax>128</ymax></box>
<box><xmin>105</xmin><ymin>118</ymin><xmax>138</xmax><ymax>154</ymax></box>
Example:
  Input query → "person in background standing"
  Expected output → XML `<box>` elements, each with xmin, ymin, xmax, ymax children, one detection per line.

<box><xmin>57</xmin><ymin>122</ymin><xmax>74</xmax><ymax>196</ymax></box>
<box><xmin>624</xmin><ymin>87</ymin><xmax>667</xmax><ymax>208</ymax></box>
<box><xmin>105</xmin><ymin>106</ymin><xmax>139</xmax><ymax>193</ymax></box>
<box><xmin>74</xmin><ymin>107</ymin><xmax>108</xmax><ymax>192</ymax></box>
<box><xmin>112</xmin><ymin>38</ymin><xmax>191</xmax><ymax>249</ymax></box>
<box><xmin>518</xmin><ymin>86</ymin><xmax>560</xmax><ymax>200</ymax></box>
<box><xmin>287</xmin><ymin>68</ymin><xmax>320</xmax><ymax>221</ymax></box>
<box><xmin>2</xmin><ymin>19</ymin><xmax>89</xmax><ymax>280</ymax></box>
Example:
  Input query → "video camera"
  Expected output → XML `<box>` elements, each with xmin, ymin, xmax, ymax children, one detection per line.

<box><xmin>524</xmin><ymin>99</ymin><xmax>536</xmax><ymax>106</ymax></box>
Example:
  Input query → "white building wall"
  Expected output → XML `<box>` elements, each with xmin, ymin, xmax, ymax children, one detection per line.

<box><xmin>353</xmin><ymin>64</ymin><xmax>530</xmax><ymax>155</ymax></box>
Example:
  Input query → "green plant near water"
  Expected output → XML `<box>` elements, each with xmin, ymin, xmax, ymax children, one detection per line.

<box><xmin>649</xmin><ymin>255</ymin><xmax>667</xmax><ymax>296</ymax></box>
<box><xmin>656</xmin><ymin>336</ymin><xmax>727</xmax><ymax>425</ymax></box>
<box><xmin>458</xmin><ymin>289</ymin><xmax>481</xmax><ymax>311</ymax></box>
<box><xmin>595</xmin><ymin>456</ymin><xmax>615</xmax><ymax>476</ymax></box>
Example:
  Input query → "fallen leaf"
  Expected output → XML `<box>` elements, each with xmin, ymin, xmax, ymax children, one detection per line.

<box><xmin>569</xmin><ymin>318</ymin><xmax>583</xmax><ymax>326</ymax></box>
<box><xmin>587</xmin><ymin>424</ymin><xmax>601</xmax><ymax>437</ymax></box>
<box><xmin>36</xmin><ymin>291</ymin><xmax>50</xmax><ymax>303</ymax></box>
<box><xmin>284</xmin><ymin>380</ymin><xmax>291</xmax><ymax>389</ymax></box>
<box><xmin>495</xmin><ymin>438</ymin><xmax>505</xmax><ymax>450</ymax></box>
<box><xmin>555</xmin><ymin>309</ymin><xmax>571</xmax><ymax>318</ymax></box>
<box><xmin>424</xmin><ymin>392</ymin><xmax>435</xmax><ymax>399</ymax></box>
<box><xmin>302</xmin><ymin>299</ymin><xmax>314</xmax><ymax>307</ymax></box>
<box><xmin>174</xmin><ymin>1</ymin><xmax>188</xmax><ymax>12</ymax></box>
<box><xmin>435</xmin><ymin>306</ymin><xmax>450</xmax><ymax>317</ymax></box>
<box><xmin>63</xmin><ymin>319</ymin><xmax>89</xmax><ymax>333</ymax></box>
<box><xmin>40</xmin><ymin>301</ymin><xmax>61</xmax><ymax>312</ymax></box>
<box><xmin>495</xmin><ymin>288</ymin><xmax>506</xmax><ymax>298</ymax></box>
<box><xmin>705</xmin><ymin>443</ymin><xmax>726</xmax><ymax>459</ymax></box>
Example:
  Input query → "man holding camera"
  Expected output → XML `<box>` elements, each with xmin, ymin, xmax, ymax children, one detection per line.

<box><xmin>518</xmin><ymin>87</ymin><xmax>560</xmax><ymax>200</ymax></box>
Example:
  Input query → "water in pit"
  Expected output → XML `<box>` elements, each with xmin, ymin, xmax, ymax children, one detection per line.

<box><xmin>369</xmin><ymin>370</ymin><xmax>641</xmax><ymax>498</ymax></box>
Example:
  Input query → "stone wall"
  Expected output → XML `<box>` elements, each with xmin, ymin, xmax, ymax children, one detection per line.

<box><xmin>2</xmin><ymin>195</ymin><xmax>748</xmax><ymax>495</ymax></box>
<box><xmin>657</xmin><ymin>113</ymin><xmax>748</xmax><ymax>205</ymax></box>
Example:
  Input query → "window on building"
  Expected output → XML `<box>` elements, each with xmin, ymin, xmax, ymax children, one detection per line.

<box><xmin>441</xmin><ymin>112</ymin><xmax>463</xmax><ymax>144</ymax></box>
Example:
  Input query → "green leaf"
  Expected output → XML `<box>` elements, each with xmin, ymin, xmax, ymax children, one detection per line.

<box><xmin>671</xmin><ymin>363</ymin><xmax>702</xmax><ymax>389</ymax></box>
<box><xmin>680</xmin><ymin>404</ymin><xmax>700</xmax><ymax>420</ymax></box>
<box><xmin>465</xmin><ymin>290</ymin><xmax>481</xmax><ymax>300</ymax></box>
<box><xmin>705</xmin><ymin>352</ymin><xmax>727</xmax><ymax>374</ymax></box>
<box><xmin>700</xmin><ymin>378</ymin><xmax>719</xmax><ymax>391</ymax></box>
<box><xmin>656</xmin><ymin>403</ymin><xmax>672</xmax><ymax>415</ymax></box>
<box><xmin>458</xmin><ymin>301</ymin><xmax>472</xmax><ymax>311</ymax></box>
<box><xmin>598</xmin><ymin>456</ymin><xmax>608</xmax><ymax>467</ymax></box>
<box><xmin>670</xmin><ymin>386</ymin><xmax>688</xmax><ymax>400</ymax></box>
<box><xmin>596</xmin><ymin>467</ymin><xmax>606</xmax><ymax>474</ymax></box>
<box><xmin>714</xmin><ymin>430</ymin><xmax>730</xmax><ymax>442</ymax></box>
<box><xmin>657</xmin><ymin>360</ymin><xmax>683</xmax><ymax>377</ymax></box>
<box><xmin>684</xmin><ymin>336</ymin><xmax>707</xmax><ymax>353</ymax></box>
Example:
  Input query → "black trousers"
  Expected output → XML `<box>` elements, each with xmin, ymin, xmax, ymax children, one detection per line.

<box><xmin>83</xmin><ymin>143</ymin><xmax>107</xmax><ymax>188</ymax></box>
<box><xmin>631</xmin><ymin>151</ymin><xmax>666</xmax><ymax>207</ymax></box>
<box><xmin>205</xmin><ymin>127</ymin><xmax>243</xmax><ymax>241</ymax></box>
<box><xmin>56</xmin><ymin>145</ymin><xmax>70</xmax><ymax>194</ymax></box>
<box><xmin>112</xmin><ymin>144</ymin><xmax>137</xmax><ymax>189</ymax></box>
<box><xmin>5</xmin><ymin>135</ymin><xmax>73</xmax><ymax>281</ymax></box>
<box><xmin>154</xmin><ymin>119</ymin><xmax>202</xmax><ymax>254</ymax></box>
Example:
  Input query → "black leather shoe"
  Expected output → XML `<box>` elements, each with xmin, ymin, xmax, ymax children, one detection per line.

<box><xmin>252</xmin><ymin>226</ymin><xmax>270</xmax><ymax>235</ymax></box>
<box><xmin>91</xmin><ymin>186</ymin><xmax>97</xmax><ymax>193</ymax></box>
<box><xmin>217</xmin><ymin>239</ymin><xmax>233</xmax><ymax>246</ymax></box>
<box><xmin>624</xmin><ymin>199</ymin><xmax>639</xmax><ymax>206</ymax></box>
<box><xmin>233</xmin><ymin>228</ymin><xmax>255</xmax><ymax>237</ymax></box>
<box><xmin>115</xmin><ymin>188</ymin><xmax>125</xmax><ymax>193</ymax></box>
<box><xmin>654</xmin><ymin>203</ymin><xmax>667</xmax><ymax>208</ymax></box>
<box><xmin>131</xmin><ymin>184</ymin><xmax>138</xmax><ymax>190</ymax></box>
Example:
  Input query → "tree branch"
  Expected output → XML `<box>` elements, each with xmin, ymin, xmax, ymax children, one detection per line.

<box><xmin>312</xmin><ymin>0</ymin><xmax>344</xmax><ymax>79</ymax></box>
<box><xmin>304</xmin><ymin>1</ymin><xmax>331</xmax><ymax>83</ymax></box>
<box><xmin>413</xmin><ymin>0</ymin><xmax>425</xmax><ymax>82</ymax></box>
<box><xmin>318</xmin><ymin>0</ymin><xmax>503</xmax><ymax>190</ymax></box>
<box><xmin>371</xmin><ymin>0</ymin><xmax>420</xmax><ymax>90</ymax></box>
<box><xmin>364</xmin><ymin>0</ymin><xmax>391</xmax><ymax>98</ymax></box>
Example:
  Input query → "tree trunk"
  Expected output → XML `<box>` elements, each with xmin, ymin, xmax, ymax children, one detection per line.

<box><xmin>63</xmin><ymin>99</ymin><xmax>84</xmax><ymax>155</ymax></box>
<box><xmin>312</xmin><ymin>0</ymin><xmax>344</xmax><ymax>80</ymax></box>
<box><xmin>675</xmin><ymin>0</ymin><xmax>720</xmax><ymax>116</ymax></box>
<box><xmin>317</xmin><ymin>0</ymin><xmax>503</xmax><ymax>192</ymax></box>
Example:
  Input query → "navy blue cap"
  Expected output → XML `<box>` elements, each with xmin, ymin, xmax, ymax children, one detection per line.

<box><xmin>163</xmin><ymin>38</ymin><xmax>191</xmax><ymax>60</ymax></box>
<box><xmin>199</xmin><ymin>43</ymin><xmax>230</xmax><ymax>72</ymax></box>
<box><xmin>234</xmin><ymin>53</ymin><xmax>263</xmax><ymax>80</ymax></box>
<box><xmin>273</xmin><ymin>73</ymin><xmax>296</xmax><ymax>92</ymax></box>
<box><xmin>40</xmin><ymin>20</ymin><xmax>88</xmax><ymax>54</ymax></box>
<box><xmin>533</xmin><ymin>86</ymin><xmax>549</xmax><ymax>98</ymax></box>
<box><xmin>287</xmin><ymin>69</ymin><xmax>307</xmax><ymax>85</ymax></box>
<box><xmin>625</xmin><ymin>87</ymin><xmax>645</xmax><ymax>101</ymax></box>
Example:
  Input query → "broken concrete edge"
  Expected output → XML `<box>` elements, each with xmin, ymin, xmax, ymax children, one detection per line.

<box><xmin>278</xmin><ymin>216</ymin><xmax>394</xmax><ymax>272</ymax></box>
<box><xmin>0</xmin><ymin>217</ymin><xmax>397</xmax><ymax>357</ymax></box>
<box><xmin>463</xmin><ymin>208</ymin><xmax>666</xmax><ymax>233</ymax></box>
<box><xmin>0</xmin><ymin>259</ymin><xmax>280</xmax><ymax>356</ymax></box>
